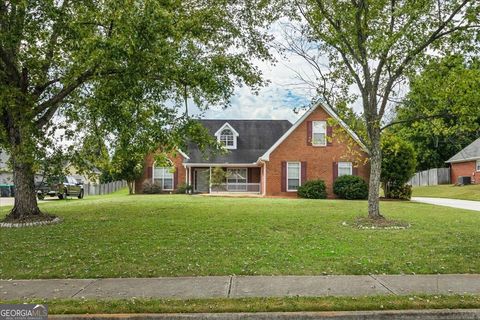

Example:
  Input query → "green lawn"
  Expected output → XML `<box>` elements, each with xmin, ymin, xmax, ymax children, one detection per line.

<box><xmin>412</xmin><ymin>184</ymin><xmax>480</xmax><ymax>201</ymax></box>
<box><xmin>1</xmin><ymin>191</ymin><xmax>479</xmax><ymax>279</ymax></box>
<box><xmin>4</xmin><ymin>295</ymin><xmax>480</xmax><ymax>314</ymax></box>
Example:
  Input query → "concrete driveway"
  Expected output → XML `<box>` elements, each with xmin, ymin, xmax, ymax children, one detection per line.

<box><xmin>0</xmin><ymin>197</ymin><xmax>55</xmax><ymax>207</ymax></box>
<box><xmin>0</xmin><ymin>197</ymin><xmax>15</xmax><ymax>207</ymax></box>
<box><xmin>412</xmin><ymin>197</ymin><xmax>480</xmax><ymax>212</ymax></box>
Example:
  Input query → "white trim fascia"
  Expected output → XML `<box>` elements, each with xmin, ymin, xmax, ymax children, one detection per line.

<box><xmin>446</xmin><ymin>156</ymin><xmax>480</xmax><ymax>164</ymax></box>
<box><xmin>184</xmin><ymin>163</ymin><xmax>259</xmax><ymax>168</ymax></box>
<box><xmin>215</xmin><ymin>122</ymin><xmax>239</xmax><ymax>150</ymax></box>
<box><xmin>177</xmin><ymin>148</ymin><xmax>190</xmax><ymax>160</ymax></box>
<box><xmin>259</xmin><ymin>102</ymin><xmax>368</xmax><ymax>161</ymax></box>
<box><xmin>214</xmin><ymin>122</ymin><xmax>239</xmax><ymax>137</ymax></box>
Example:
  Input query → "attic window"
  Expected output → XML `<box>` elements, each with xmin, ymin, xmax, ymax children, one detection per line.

<box><xmin>220</xmin><ymin>129</ymin><xmax>235</xmax><ymax>148</ymax></box>
<box><xmin>215</xmin><ymin>123</ymin><xmax>238</xmax><ymax>150</ymax></box>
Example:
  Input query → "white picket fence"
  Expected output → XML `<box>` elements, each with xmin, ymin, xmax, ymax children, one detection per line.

<box><xmin>83</xmin><ymin>181</ymin><xmax>127</xmax><ymax>196</ymax></box>
<box><xmin>409</xmin><ymin>168</ymin><xmax>451</xmax><ymax>186</ymax></box>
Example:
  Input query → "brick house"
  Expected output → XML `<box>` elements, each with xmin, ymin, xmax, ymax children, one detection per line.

<box><xmin>135</xmin><ymin>103</ymin><xmax>370</xmax><ymax>197</ymax></box>
<box><xmin>446</xmin><ymin>137</ymin><xmax>480</xmax><ymax>184</ymax></box>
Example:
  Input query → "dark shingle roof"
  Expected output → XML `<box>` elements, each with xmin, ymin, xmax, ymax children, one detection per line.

<box><xmin>446</xmin><ymin>137</ymin><xmax>480</xmax><ymax>163</ymax></box>
<box><xmin>186</xmin><ymin>119</ymin><xmax>292</xmax><ymax>164</ymax></box>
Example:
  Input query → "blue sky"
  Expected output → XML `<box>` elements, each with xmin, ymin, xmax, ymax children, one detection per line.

<box><xmin>189</xmin><ymin>27</ymin><xmax>317</xmax><ymax>123</ymax></box>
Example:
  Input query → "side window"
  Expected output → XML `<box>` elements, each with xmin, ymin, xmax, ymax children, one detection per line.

<box><xmin>287</xmin><ymin>162</ymin><xmax>301</xmax><ymax>191</ymax></box>
<box><xmin>338</xmin><ymin>162</ymin><xmax>352</xmax><ymax>176</ymax></box>
<box><xmin>312</xmin><ymin>121</ymin><xmax>327</xmax><ymax>146</ymax></box>
<box><xmin>154</xmin><ymin>167</ymin><xmax>174</xmax><ymax>190</ymax></box>
<box><xmin>476</xmin><ymin>160</ymin><xmax>480</xmax><ymax>172</ymax></box>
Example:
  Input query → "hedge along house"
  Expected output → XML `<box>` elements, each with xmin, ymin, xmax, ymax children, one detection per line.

<box><xmin>446</xmin><ymin>137</ymin><xmax>480</xmax><ymax>184</ymax></box>
<box><xmin>135</xmin><ymin>103</ymin><xmax>370</xmax><ymax>197</ymax></box>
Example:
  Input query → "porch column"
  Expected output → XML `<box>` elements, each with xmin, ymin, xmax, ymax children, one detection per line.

<box><xmin>209</xmin><ymin>167</ymin><xmax>212</xmax><ymax>193</ymax></box>
<box><xmin>262</xmin><ymin>162</ymin><xmax>267</xmax><ymax>196</ymax></box>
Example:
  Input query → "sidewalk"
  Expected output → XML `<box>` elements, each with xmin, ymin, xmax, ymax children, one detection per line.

<box><xmin>1</xmin><ymin>274</ymin><xmax>480</xmax><ymax>300</ymax></box>
<box><xmin>412</xmin><ymin>197</ymin><xmax>480</xmax><ymax>212</ymax></box>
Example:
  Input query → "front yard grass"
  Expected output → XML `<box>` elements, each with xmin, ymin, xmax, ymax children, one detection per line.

<box><xmin>3</xmin><ymin>295</ymin><xmax>480</xmax><ymax>314</ymax></box>
<box><xmin>412</xmin><ymin>184</ymin><xmax>480</xmax><ymax>201</ymax></box>
<box><xmin>1</xmin><ymin>191</ymin><xmax>479</xmax><ymax>279</ymax></box>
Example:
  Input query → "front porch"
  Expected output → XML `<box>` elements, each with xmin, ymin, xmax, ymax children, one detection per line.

<box><xmin>186</xmin><ymin>166</ymin><xmax>262</xmax><ymax>194</ymax></box>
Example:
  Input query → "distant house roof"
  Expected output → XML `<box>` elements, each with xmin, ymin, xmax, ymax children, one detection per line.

<box><xmin>185</xmin><ymin>119</ymin><xmax>292</xmax><ymax>164</ymax></box>
<box><xmin>446</xmin><ymin>137</ymin><xmax>480</xmax><ymax>163</ymax></box>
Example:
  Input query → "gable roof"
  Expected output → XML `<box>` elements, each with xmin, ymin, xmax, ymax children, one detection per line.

<box><xmin>185</xmin><ymin>119</ymin><xmax>292</xmax><ymax>164</ymax></box>
<box><xmin>259</xmin><ymin>102</ymin><xmax>368</xmax><ymax>161</ymax></box>
<box><xmin>446</xmin><ymin>137</ymin><xmax>480</xmax><ymax>163</ymax></box>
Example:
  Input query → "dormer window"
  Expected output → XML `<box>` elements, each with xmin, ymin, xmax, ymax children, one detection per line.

<box><xmin>215</xmin><ymin>122</ymin><xmax>239</xmax><ymax>150</ymax></box>
<box><xmin>220</xmin><ymin>129</ymin><xmax>235</xmax><ymax>147</ymax></box>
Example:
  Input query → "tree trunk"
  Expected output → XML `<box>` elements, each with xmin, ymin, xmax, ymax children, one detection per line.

<box><xmin>367</xmin><ymin>128</ymin><xmax>383</xmax><ymax>220</ymax></box>
<box><xmin>6</xmin><ymin>156</ymin><xmax>42</xmax><ymax>221</ymax></box>
<box><xmin>127</xmin><ymin>180</ymin><xmax>134</xmax><ymax>195</ymax></box>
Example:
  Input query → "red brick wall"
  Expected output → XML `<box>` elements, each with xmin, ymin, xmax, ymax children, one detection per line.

<box><xmin>451</xmin><ymin>161</ymin><xmax>479</xmax><ymax>184</ymax></box>
<box><xmin>265</xmin><ymin>107</ymin><xmax>370</xmax><ymax>198</ymax></box>
<box><xmin>134</xmin><ymin>152</ymin><xmax>186</xmax><ymax>194</ymax></box>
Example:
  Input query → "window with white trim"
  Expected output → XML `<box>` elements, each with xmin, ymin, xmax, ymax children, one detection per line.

<box><xmin>338</xmin><ymin>162</ymin><xmax>353</xmax><ymax>177</ymax></box>
<box><xmin>287</xmin><ymin>162</ymin><xmax>301</xmax><ymax>191</ymax></box>
<box><xmin>219</xmin><ymin>128</ymin><xmax>235</xmax><ymax>149</ymax></box>
<box><xmin>153</xmin><ymin>167</ymin><xmax>174</xmax><ymax>190</ymax></box>
<box><xmin>312</xmin><ymin>121</ymin><xmax>327</xmax><ymax>146</ymax></box>
<box><xmin>477</xmin><ymin>160</ymin><xmax>480</xmax><ymax>172</ymax></box>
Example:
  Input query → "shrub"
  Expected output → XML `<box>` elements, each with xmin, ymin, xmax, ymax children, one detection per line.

<box><xmin>176</xmin><ymin>183</ymin><xmax>193</xmax><ymax>194</ymax></box>
<box><xmin>384</xmin><ymin>183</ymin><xmax>412</xmax><ymax>200</ymax></box>
<box><xmin>297</xmin><ymin>180</ymin><xmax>327</xmax><ymax>199</ymax></box>
<box><xmin>381</xmin><ymin>134</ymin><xmax>417</xmax><ymax>199</ymax></box>
<box><xmin>333</xmin><ymin>175</ymin><xmax>368</xmax><ymax>200</ymax></box>
<box><xmin>142</xmin><ymin>181</ymin><xmax>162</xmax><ymax>194</ymax></box>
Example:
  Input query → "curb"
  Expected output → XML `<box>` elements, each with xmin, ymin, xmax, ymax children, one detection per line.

<box><xmin>49</xmin><ymin>309</ymin><xmax>480</xmax><ymax>320</ymax></box>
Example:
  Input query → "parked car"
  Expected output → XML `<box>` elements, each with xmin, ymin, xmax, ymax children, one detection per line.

<box><xmin>36</xmin><ymin>175</ymin><xmax>84</xmax><ymax>200</ymax></box>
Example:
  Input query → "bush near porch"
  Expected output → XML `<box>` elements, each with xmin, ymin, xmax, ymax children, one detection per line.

<box><xmin>1</xmin><ymin>191</ymin><xmax>479</xmax><ymax>279</ymax></box>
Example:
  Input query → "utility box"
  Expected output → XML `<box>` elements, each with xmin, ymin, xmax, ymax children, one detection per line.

<box><xmin>457</xmin><ymin>176</ymin><xmax>471</xmax><ymax>185</ymax></box>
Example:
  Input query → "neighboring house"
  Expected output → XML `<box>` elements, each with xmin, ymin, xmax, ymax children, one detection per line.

<box><xmin>0</xmin><ymin>149</ymin><xmax>100</xmax><ymax>186</ymax></box>
<box><xmin>446</xmin><ymin>137</ymin><xmax>480</xmax><ymax>184</ymax></box>
<box><xmin>0</xmin><ymin>149</ymin><xmax>12</xmax><ymax>185</ymax></box>
<box><xmin>66</xmin><ymin>165</ymin><xmax>101</xmax><ymax>185</ymax></box>
<box><xmin>135</xmin><ymin>103</ymin><xmax>370</xmax><ymax>197</ymax></box>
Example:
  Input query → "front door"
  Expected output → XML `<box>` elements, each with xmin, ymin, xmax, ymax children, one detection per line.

<box><xmin>194</xmin><ymin>169</ymin><xmax>210</xmax><ymax>193</ymax></box>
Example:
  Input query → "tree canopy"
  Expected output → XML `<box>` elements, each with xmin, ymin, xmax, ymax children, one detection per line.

<box><xmin>284</xmin><ymin>0</ymin><xmax>480</xmax><ymax>218</ymax></box>
<box><xmin>392</xmin><ymin>55</ymin><xmax>480</xmax><ymax>170</ymax></box>
<box><xmin>0</xmin><ymin>0</ymin><xmax>276</xmax><ymax>220</ymax></box>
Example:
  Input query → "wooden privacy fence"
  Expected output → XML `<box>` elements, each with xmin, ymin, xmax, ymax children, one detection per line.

<box><xmin>409</xmin><ymin>168</ymin><xmax>451</xmax><ymax>186</ymax></box>
<box><xmin>83</xmin><ymin>181</ymin><xmax>127</xmax><ymax>196</ymax></box>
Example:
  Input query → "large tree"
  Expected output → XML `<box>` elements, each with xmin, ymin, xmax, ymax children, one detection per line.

<box><xmin>285</xmin><ymin>0</ymin><xmax>479</xmax><ymax>219</ymax></box>
<box><xmin>0</xmin><ymin>0</ymin><xmax>275</xmax><ymax>221</ymax></box>
<box><xmin>393</xmin><ymin>55</ymin><xmax>480</xmax><ymax>170</ymax></box>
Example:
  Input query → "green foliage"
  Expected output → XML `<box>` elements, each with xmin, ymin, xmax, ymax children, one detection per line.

<box><xmin>210</xmin><ymin>167</ymin><xmax>226</xmax><ymax>187</ymax></box>
<box><xmin>284</xmin><ymin>0</ymin><xmax>480</xmax><ymax>216</ymax></box>
<box><xmin>333</xmin><ymin>175</ymin><xmax>368</xmax><ymax>200</ymax></box>
<box><xmin>0</xmin><ymin>0</ymin><xmax>277</xmax><ymax>216</ymax></box>
<box><xmin>393</xmin><ymin>55</ymin><xmax>480</xmax><ymax>170</ymax></box>
<box><xmin>142</xmin><ymin>181</ymin><xmax>162</xmax><ymax>194</ymax></box>
<box><xmin>175</xmin><ymin>183</ymin><xmax>193</xmax><ymax>194</ymax></box>
<box><xmin>297</xmin><ymin>180</ymin><xmax>327</xmax><ymax>199</ymax></box>
<box><xmin>386</xmin><ymin>184</ymin><xmax>413</xmax><ymax>200</ymax></box>
<box><xmin>381</xmin><ymin>135</ymin><xmax>417</xmax><ymax>199</ymax></box>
